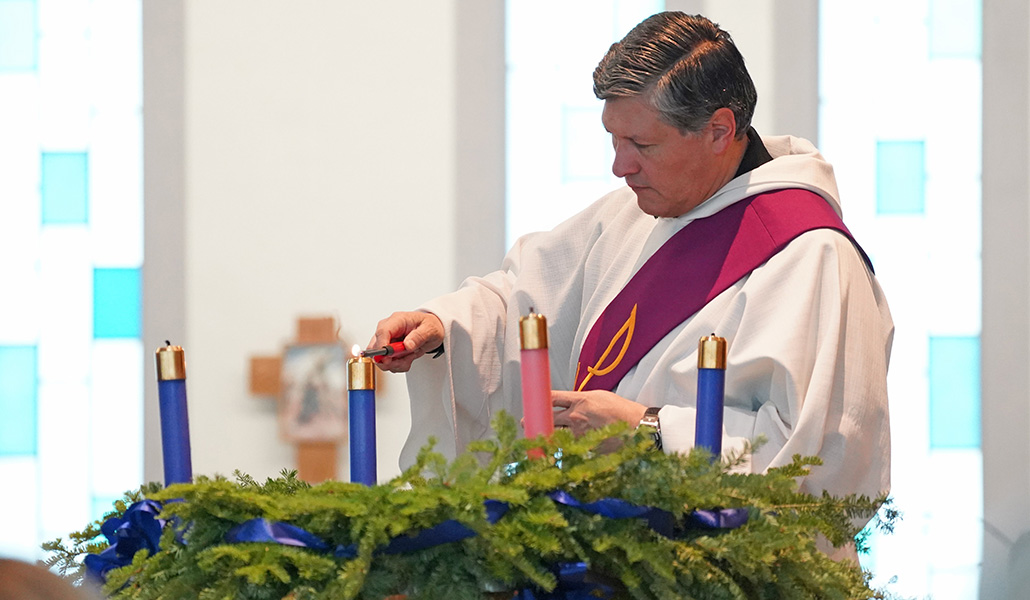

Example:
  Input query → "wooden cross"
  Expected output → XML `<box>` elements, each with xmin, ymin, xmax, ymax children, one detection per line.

<box><xmin>249</xmin><ymin>316</ymin><xmax>348</xmax><ymax>483</ymax></box>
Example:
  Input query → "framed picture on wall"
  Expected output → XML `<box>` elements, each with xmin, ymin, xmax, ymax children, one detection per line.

<box><xmin>279</xmin><ymin>343</ymin><xmax>347</xmax><ymax>442</ymax></box>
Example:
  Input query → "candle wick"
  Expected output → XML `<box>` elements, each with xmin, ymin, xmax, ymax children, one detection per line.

<box><xmin>165</xmin><ymin>340</ymin><xmax>171</xmax><ymax>346</ymax></box>
<box><xmin>529</xmin><ymin>306</ymin><xmax>535</xmax><ymax>313</ymax></box>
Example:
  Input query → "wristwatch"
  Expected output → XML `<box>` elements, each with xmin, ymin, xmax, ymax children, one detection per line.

<box><xmin>638</xmin><ymin>406</ymin><xmax>663</xmax><ymax>451</ymax></box>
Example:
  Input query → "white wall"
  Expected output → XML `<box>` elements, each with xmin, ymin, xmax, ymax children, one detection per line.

<box><xmin>143</xmin><ymin>0</ymin><xmax>504</xmax><ymax>484</ymax></box>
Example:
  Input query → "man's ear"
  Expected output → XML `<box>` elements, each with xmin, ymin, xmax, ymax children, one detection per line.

<box><xmin>708</xmin><ymin>107</ymin><xmax>738</xmax><ymax>153</ymax></box>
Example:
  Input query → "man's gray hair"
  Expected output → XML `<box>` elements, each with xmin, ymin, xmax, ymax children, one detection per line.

<box><xmin>593</xmin><ymin>12</ymin><xmax>757</xmax><ymax>138</ymax></box>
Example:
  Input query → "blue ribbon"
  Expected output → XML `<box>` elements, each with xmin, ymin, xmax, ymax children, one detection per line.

<box><xmin>515</xmin><ymin>562</ymin><xmax>616</xmax><ymax>600</ymax></box>
<box><xmin>84</xmin><ymin>500</ymin><xmax>165</xmax><ymax>581</ymax></box>
<box><xmin>224</xmin><ymin>519</ymin><xmax>333</xmax><ymax>553</ymax></box>
<box><xmin>381</xmin><ymin>499</ymin><xmax>508</xmax><ymax>555</ymax></box>
<box><xmin>548</xmin><ymin>490</ymin><xmax>676</xmax><ymax>537</ymax></box>
<box><xmin>225</xmin><ymin>498</ymin><xmax>510</xmax><ymax>559</ymax></box>
<box><xmin>548</xmin><ymin>490</ymin><xmax>749</xmax><ymax>537</ymax></box>
<box><xmin>688</xmin><ymin>506</ymin><xmax>749</xmax><ymax>530</ymax></box>
<box><xmin>87</xmin><ymin>490</ymin><xmax>747</xmax><ymax>597</ymax></box>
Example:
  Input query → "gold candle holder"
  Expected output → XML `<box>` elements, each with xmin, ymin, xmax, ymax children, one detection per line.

<box><xmin>347</xmin><ymin>356</ymin><xmax>376</xmax><ymax>390</ymax></box>
<box><xmin>156</xmin><ymin>343</ymin><xmax>187</xmax><ymax>381</ymax></box>
<box><xmin>697</xmin><ymin>335</ymin><xmax>727</xmax><ymax>370</ymax></box>
<box><xmin>519</xmin><ymin>311</ymin><xmax>549</xmax><ymax>350</ymax></box>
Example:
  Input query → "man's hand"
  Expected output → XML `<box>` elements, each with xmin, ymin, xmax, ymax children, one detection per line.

<box><xmin>369</xmin><ymin>311</ymin><xmax>444</xmax><ymax>373</ymax></box>
<box><xmin>551</xmin><ymin>390</ymin><xmax>648</xmax><ymax>437</ymax></box>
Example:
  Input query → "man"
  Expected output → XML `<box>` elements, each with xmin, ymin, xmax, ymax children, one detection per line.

<box><xmin>370</xmin><ymin>12</ymin><xmax>892</xmax><ymax>554</ymax></box>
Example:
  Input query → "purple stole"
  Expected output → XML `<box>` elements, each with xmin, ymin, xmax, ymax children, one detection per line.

<box><xmin>573</xmin><ymin>188</ymin><xmax>870</xmax><ymax>392</ymax></box>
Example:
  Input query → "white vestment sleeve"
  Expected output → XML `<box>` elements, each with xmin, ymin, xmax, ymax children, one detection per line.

<box><xmin>400</xmin><ymin>268</ymin><xmax>514</xmax><ymax>466</ymax></box>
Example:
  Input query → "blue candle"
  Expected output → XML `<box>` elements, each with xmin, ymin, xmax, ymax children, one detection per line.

<box><xmin>694</xmin><ymin>335</ymin><xmax>727</xmax><ymax>460</ymax></box>
<box><xmin>155</xmin><ymin>343</ymin><xmax>193</xmax><ymax>485</ymax></box>
<box><xmin>347</xmin><ymin>355</ymin><xmax>376</xmax><ymax>485</ymax></box>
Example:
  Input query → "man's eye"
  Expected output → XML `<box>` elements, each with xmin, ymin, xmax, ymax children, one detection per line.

<box><xmin>612</xmin><ymin>137</ymin><xmax>651</xmax><ymax>150</ymax></box>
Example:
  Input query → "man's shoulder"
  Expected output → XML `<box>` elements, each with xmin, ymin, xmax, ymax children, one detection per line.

<box><xmin>777</xmin><ymin>228</ymin><xmax>876</xmax><ymax>275</ymax></box>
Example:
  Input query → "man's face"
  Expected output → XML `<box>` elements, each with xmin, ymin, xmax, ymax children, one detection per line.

<box><xmin>601</xmin><ymin>96</ymin><xmax>727</xmax><ymax>218</ymax></box>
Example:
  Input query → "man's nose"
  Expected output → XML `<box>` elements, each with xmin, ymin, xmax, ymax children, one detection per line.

<box><xmin>611</xmin><ymin>145</ymin><xmax>639</xmax><ymax>178</ymax></box>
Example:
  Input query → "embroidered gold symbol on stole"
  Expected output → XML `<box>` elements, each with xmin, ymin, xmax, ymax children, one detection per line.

<box><xmin>575</xmin><ymin>304</ymin><xmax>637</xmax><ymax>392</ymax></box>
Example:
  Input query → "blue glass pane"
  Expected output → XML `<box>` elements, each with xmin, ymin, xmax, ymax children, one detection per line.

<box><xmin>929</xmin><ymin>336</ymin><xmax>981</xmax><ymax>449</ymax></box>
<box><xmin>93</xmin><ymin>268</ymin><xmax>141</xmax><ymax>338</ymax></box>
<box><xmin>0</xmin><ymin>346</ymin><xmax>38</xmax><ymax>456</ymax></box>
<box><xmin>0</xmin><ymin>0</ymin><xmax>37</xmax><ymax>71</ymax></box>
<box><xmin>930</xmin><ymin>0</ymin><xmax>981</xmax><ymax>59</ymax></box>
<box><xmin>876</xmin><ymin>140</ymin><xmax>926</xmax><ymax>215</ymax></box>
<box><xmin>41</xmin><ymin>152</ymin><xmax>89</xmax><ymax>224</ymax></box>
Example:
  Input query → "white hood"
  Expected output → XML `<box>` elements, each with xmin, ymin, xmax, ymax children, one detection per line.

<box><xmin>684</xmin><ymin>134</ymin><xmax>843</xmax><ymax>223</ymax></box>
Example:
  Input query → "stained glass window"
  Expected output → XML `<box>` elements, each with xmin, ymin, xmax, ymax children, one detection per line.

<box><xmin>0</xmin><ymin>0</ymin><xmax>38</xmax><ymax>70</ymax></box>
<box><xmin>876</xmin><ymin>140</ymin><xmax>927</xmax><ymax>215</ymax></box>
<box><xmin>820</xmin><ymin>1</ymin><xmax>983</xmax><ymax>597</ymax></box>
<box><xmin>0</xmin><ymin>346</ymin><xmax>38</xmax><ymax>456</ymax></box>
<box><xmin>0</xmin><ymin>0</ymin><xmax>143</xmax><ymax>560</ymax></box>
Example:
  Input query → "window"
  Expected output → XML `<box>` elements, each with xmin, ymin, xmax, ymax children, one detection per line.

<box><xmin>505</xmin><ymin>0</ymin><xmax>662</xmax><ymax>245</ymax></box>
<box><xmin>0</xmin><ymin>0</ymin><xmax>144</xmax><ymax>559</ymax></box>
<box><xmin>820</xmin><ymin>1</ymin><xmax>983</xmax><ymax>597</ymax></box>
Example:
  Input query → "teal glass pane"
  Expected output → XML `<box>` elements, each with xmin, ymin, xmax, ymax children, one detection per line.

<box><xmin>92</xmin><ymin>495</ymin><xmax>122</xmax><ymax>520</ymax></box>
<box><xmin>0</xmin><ymin>0</ymin><xmax>37</xmax><ymax>71</ymax></box>
<box><xmin>929</xmin><ymin>336</ymin><xmax>981</xmax><ymax>449</ymax></box>
<box><xmin>0</xmin><ymin>346</ymin><xmax>38</xmax><ymax>456</ymax></box>
<box><xmin>41</xmin><ymin>152</ymin><xmax>89</xmax><ymax>224</ymax></box>
<box><xmin>93</xmin><ymin>268</ymin><xmax>141</xmax><ymax>338</ymax></box>
<box><xmin>930</xmin><ymin>0</ymin><xmax>981</xmax><ymax>59</ymax></box>
<box><xmin>876</xmin><ymin>140</ymin><xmax>926</xmax><ymax>215</ymax></box>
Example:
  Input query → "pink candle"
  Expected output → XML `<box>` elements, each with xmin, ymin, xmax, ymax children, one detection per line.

<box><xmin>519</xmin><ymin>310</ymin><xmax>553</xmax><ymax>458</ymax></box>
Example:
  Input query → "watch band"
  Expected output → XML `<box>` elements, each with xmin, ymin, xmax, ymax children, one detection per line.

<box><xmin>638</xmin><ymin>406</ymin><xmax>662</xmax><ymax>451</ymax></box>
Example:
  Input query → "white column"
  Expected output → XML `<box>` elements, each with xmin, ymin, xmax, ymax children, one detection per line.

<box><xmin>454</xmin><ymin>0</ymin><xmax>506</xmax><ymax>284</ymax></box>
<box><xmin>142</xmin><ymin>0</ymin><xmax>186</xmax><ymax>485</ymax></box>
<box><xmin>982</xmin><ymin>1</ymin><xmax>1030</xmax><ymax>598</ymax></box>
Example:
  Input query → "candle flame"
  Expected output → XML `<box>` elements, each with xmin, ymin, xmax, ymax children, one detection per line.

<box><xmin>351</xmin><ymin>344</ymin><xmax>362</xmax><ymax>357</ymax></box>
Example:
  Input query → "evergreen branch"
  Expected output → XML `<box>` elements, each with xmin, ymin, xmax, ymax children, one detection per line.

<box><xmin>44</xmin><ymin>411</ymin><xmax>901</xmax><ymax>599</ymax></box>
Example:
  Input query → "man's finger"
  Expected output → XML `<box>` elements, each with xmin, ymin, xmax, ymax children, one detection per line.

<box><xmin>552</xmin><ymin>409</ymin><xmax>569</xmax><ymax>428</ymax></box>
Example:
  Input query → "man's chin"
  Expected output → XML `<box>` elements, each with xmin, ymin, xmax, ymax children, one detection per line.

<box><xmin>634</xmin><ymin>190</ymin><xmax>695</xmax><ymax>219</ymax></box>
<box><xmin>635</xmin><ymin>196</ymin><xmax>676</xmax><ymax>219</ymax></box>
